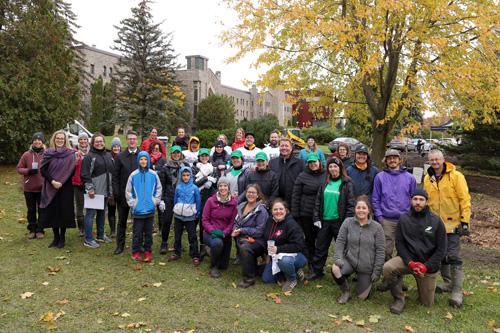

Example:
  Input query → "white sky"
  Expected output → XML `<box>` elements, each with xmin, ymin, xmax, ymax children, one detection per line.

<box><xmin>70</xmin><ymin>0</ymin><xmax>259</xmax><ymax>91</ymax></box>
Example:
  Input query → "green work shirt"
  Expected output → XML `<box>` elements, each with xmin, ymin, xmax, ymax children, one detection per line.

<box><xmin>323</xmin><ymin>179</ymin><xmax>342</xmax><ymax>220</ymax></box>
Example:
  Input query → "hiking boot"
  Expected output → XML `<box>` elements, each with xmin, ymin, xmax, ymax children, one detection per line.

<box><xmin>97</xmin><ymin>235</ymin><xmax>112</xmax><ymax>243</ymax></box>
<box><xmin>436</xmin><ymin>264</ymin><xmax>452</xmax><ymax>293</ymax></box>
<box><xmin>114</xmin><ymin>244</ymin><xmax>124</xmax><ymax>255</ymax></box>
<box><xmin>84</xmin><ymin>239</ymin><xmax>100</xmax><ymax>249</ymax></box>
<box><xmin>305</xmin><ymin>271</ymin><xmax>324</xmax><ymax>281</ymax></box>
<box><xmin>28</xmin><ymin>232</ymin><xmax>36</xmax><ymax>239</ymax></box>
<box><xmin>297</xmin><ymin>268</ymin><xmax>305</xmax><ymax>282</ymax></box>
<box><xmin>192</xmin><ymin>258</ymin><xmax>201</xmax><ymax>267</ymax></box>
<box><xmin>48</xmin><ymin>235</ymin><xmax>60</xmax><ymax>248</ymax></box>
<box><xmin>389</xmin><ymin>279</ymin><xmax>405</xmax><ymax>315</ymax></box>
<box><xmin>237</xmin><ymin>278</ymin><xmax>255</xmax><ymax>288</ymax></box>
<box><xmin>337</xmin><ymin>280</ymin><xmax>351</xmax><ymax>304</ymax></box>
<box><xmin>35</xmin><ymin>232</ymin><xmax>44</xmax><ymax>239</ymax></box>
<box><xmin>377</xmin><ymin>279</ymin><xmax>391</xmax><ymax>292</ymax></box>
<box><xmin>168</xmin><ymin>254</ymin><xmax>180</xmax><ymax>262</ymax></box>
<box><xmin>449</xmin><ymin>265</ymin><xmax>464</xmax><ymax>308</ymax></box>
<box><xmin>131</xmin><ymin>252</ymin><xmax>142</xmax><ymax>261</ymax></box>
<box><xmin>159</xmin><ymin>242</ymin><xmax>168</xmax><ymax>255</ymax></box>
<box><xmin>282</xmin><ymin>279</ymin><xmax>298</xmax><ymax>293</ymax></box>
<box><xmin>143</xmin><ymin>251</ymin><xmax>153</xmax><ymax>262</ymax></box>
<box><xmin>209</xmin><ymin>267</ymin><xmax>221</xmax><ymax>278</ymax></box>
<box><xmin>57</xmin><ymin>235</ymin><xmax>65</xmax><ymax>249</ymax></box>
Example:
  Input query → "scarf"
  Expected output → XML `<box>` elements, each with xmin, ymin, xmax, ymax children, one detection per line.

<box><xmin>217</xmin><ymin>192</ymin><xmax>230</xmax><ymax>203</ymax></box>
<box><xmin>40</xmin><ymin>148</ymin><xmax>76</xmax><ymax>208</ymax></box>
<box><xmin>244</xmin><ymin>144</ymin><xmax>256</xmax><ymax>150</ymax></box>
<box><xmin>355</xmin><ymin>162</ymin><xmax>368</xmax><ymax>170</ymax></box>
<box><xmin>78</xmin><ymin>144</ymin><xmax>90</xmax><ymax>156</ymax></box>
<box><xmin>32</xmin><ymin>146</ymin><xmax>44</xmax><ymax>154</ymax></box>
<box><xmin>150</xmin><ymin>151</ymin><xmax>162</xmax><ymax>165</ymax></box>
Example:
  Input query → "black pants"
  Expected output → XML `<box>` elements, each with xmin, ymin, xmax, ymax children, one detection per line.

<box><xmin>116</xmin><ymin>201</ymin><xmax>130</xmax><ymax>247</ymax></box>
<box><xmin>24</xmin><ymin>192</ymin><xmax>43</xmax><ymax>233</ymax></box>
<box><xmin>311</xmin><ymin>219</ymin><xmax>341</xmax><ymax>275</ymax></box>
<box><xmin>173</xmin><ymin>218</ymin><xmax>199</xmax><ymax>258</ymax></box>
<box><xmin>160</xmin><ymin>200</ymin><xmax>174</xmax><ymax>244</ymax></box>
<box><xmin>298</xmin><ymin>216</ymin><xmax>318</xmax><ymax>263</ymax></box>
<box><xmin>239</xmin><ymin>239</ymin><xmax>266</xmax><ymax>279</ymax></box>
<box><xmin>107</xmin><ymin>202</ymin><xmax>117</xmax><ymax>234</ymax></box>
<box><xmin>132</xmin><ymin>216</ymin><xmax>153</xmax><ymax>253</ymax></box>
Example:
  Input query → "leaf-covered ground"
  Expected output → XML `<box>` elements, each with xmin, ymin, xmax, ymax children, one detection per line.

<box><xmin>1</xmin><ymin>165</ymin><xmax>499</xmax><ymax>333</ymax></box>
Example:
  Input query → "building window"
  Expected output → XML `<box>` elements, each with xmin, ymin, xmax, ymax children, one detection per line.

<box><xmin>251</xmin><ymin>101</ymin><xmax>254</xmax><ymax>107</ymax></box>
<box><xmin>90</xmin><ymin>64</ymin><xmax>95</xmax><ymax>74</ymax></box>
<box><xmin>103</xmin><ymin>65</ymin><xmax>107</xmax><ymax>77</ymax></box>
<box><xmin>195</xmin><ymin>57</ymin><xmax>204</xmax><ymax>70</ymax></box>
<box><xmin>109</xmin><ymin>67</ymin><xmax>113</xmax><ymax>76</ymax></box>
<box><xmin>246</xmin><ymin>100</ymin><xmax>248</xmax><ymax>107</ymax></box>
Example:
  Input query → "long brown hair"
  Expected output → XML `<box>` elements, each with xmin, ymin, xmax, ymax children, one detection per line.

<box><xmin>325</xmin><ymin>157</ymin><xmax>350</xmax><ymax>183</ymax></box>
<box><xmin>246</xmin><ymin>183</ymin><xmax>266</xmax><ymax>203</ymax></box>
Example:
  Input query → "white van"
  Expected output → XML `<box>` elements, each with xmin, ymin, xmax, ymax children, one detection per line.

<box><xmin>65</xmin><ymin>120</ymin><xmax>92</xmax><ymax>147</ymax></box>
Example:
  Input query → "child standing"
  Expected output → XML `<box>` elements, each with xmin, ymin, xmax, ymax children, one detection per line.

<box><xmin>170</xmin><ymin>166</ymin><xmax>202</xmax><ymax>266</ymax></box>
<box><xmin>125</xmin><ymin>151</ymin><xmax>162</xmax><ymax>262</ymax></box>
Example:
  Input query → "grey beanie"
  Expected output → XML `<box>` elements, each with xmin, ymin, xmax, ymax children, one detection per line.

<box><xmin>78</xmin><ymin>131</ymin><xmax>89</xmax><ymax>140</ymax></box>
<box><xmin>217</xmin><ymin>176</ymin><xmax>230</xmax><ymax>187</ymax></box>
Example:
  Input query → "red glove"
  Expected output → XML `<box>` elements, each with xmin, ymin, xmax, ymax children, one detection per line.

<box><xmin>414</xmin><ymin>262</ymin><xmax>428</xmax><ymax>275</ymax></box>
<box><xmin>408</xmin><ymin>261</ymin><xmax>419</xmax><ymax>272</ymax></box>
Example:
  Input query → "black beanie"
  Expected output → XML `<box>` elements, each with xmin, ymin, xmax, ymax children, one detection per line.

<box><xmin>32</xmin><ymin>132</ymin><xmax>44</xmax><ymax>143</ymax></box>
<box><xmin>411</xmin><ymin>188</ymin><xmax>428</xmax><ymax>200</ymax></box>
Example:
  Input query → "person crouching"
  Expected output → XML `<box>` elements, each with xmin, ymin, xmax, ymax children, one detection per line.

<box><xmin>125</xmin><ymin>151</ymin><xmax>162</xmax><ymax>262</ymax></box>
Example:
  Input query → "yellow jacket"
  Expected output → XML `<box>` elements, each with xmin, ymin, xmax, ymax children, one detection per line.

<box><xmin>424</xmin><ymin>162</ymin><xmax>471</xmax><ymax>233</ymax></box>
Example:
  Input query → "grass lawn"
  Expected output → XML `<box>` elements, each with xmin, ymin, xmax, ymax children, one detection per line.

<box><xmin>1</xmin><ymin>165</ymin><xmax>499</xmax><ymax>332</ymax></box>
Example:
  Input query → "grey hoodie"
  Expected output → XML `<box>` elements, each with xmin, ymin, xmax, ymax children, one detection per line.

<box><xmin>333</xmin><ymin>217</ymin><xmax>385</xmax><ymax>278</ymax></box>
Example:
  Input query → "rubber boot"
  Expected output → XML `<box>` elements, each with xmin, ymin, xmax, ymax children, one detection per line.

<box><xmin>436</xmin><ymin>264</ymin><xmax>452</xmax><ymax>293</ymax></box>
<box><xmin>449</xmin><ymin>265</ymin><xmax>464</xmax><ymax>308</ymax></box>
<box><xmin>389</xmin><ymin>278</ymin><xmax>405</xmax><ymax>315</ymax></box>
<box><xmin>337</xmin><ymin>279</ymin><xmax>351</xmax><ymax>304</ymax></box>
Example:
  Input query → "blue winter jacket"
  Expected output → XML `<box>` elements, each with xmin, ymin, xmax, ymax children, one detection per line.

<box><xmin>125</xmin><ymin>151</ymin><xmax>162</xmax><ymax>218</ymax></box>
<box><xmin>371</xmin><ymin>168</ymin><xmax>417</xmax><ymax>222</ymax></box>
<box><xmin>173</xmin><ymin>166</ymin><xmax>201</xmax><ymax>221</ymax></box>
<box><xmin>299</xmin><ymin>147</ymin><xmax>326</xmax><ymax>167</ymax></box>
<box><xmin>347</xmin><ymin>163</ymin><xmax>379</xmax><ymax>198</ymax></box>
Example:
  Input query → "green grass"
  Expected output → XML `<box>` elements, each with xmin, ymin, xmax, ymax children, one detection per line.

<box><xmin>1</xmin><ymin>165</ymin><xmax>499</xmax><ymax>332</ymax></box>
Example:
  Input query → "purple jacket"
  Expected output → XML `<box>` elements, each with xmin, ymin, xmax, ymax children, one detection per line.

<box><xmin>202</xmin><ymin>193</ymin><xmax>237</xmax><ymax>237</ymax></box>
<box><xmin>372</xmin><ymin>168</ymin><xmax>417</xmax><ymax>222</ymax></box>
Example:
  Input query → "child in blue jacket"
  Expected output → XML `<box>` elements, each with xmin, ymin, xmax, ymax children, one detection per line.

<box><xmin>169</xmin><ymin>166</ymin><xmax>202</xmax><ymax>266</ymax></box>
<box><xmin>125</xmin><ymin>151</ymin><xmax>162</xmax><ymax>262</ymax></box>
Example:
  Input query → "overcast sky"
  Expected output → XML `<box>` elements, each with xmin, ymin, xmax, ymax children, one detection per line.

<box><xmin>70</xmin><ymin>0</ymin><xmax>258</xmax><ymax>90</ymax></box>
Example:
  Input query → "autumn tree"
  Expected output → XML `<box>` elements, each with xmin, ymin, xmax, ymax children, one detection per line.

<box><xmin>113</xmin><ymin>0</ymin><xmax>185</xmax><ymax>137</ymax></box>
<box><xmin>222</xmin><ymin>0</ymin><xmax>499</xmax><ymax>166</ymax></box>
<box><xmin>0</xmin><ymin>0</ymin><xmax>82</xmax><ymax>163</ymax></box>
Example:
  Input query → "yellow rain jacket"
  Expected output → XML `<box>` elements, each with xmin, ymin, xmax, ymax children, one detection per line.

<box><xmin>424</xmin><ymin>162</ymin><xmax>471</xmax><ymax>234</ymax></box>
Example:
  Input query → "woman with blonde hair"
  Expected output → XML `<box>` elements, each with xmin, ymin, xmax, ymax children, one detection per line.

<box><xmin>231</xmin><ymin>128</ymin><xmax>246</xmax><ymax>151</ymax></box>
<box><xmin>39</xmin><ymin>130</ymin><xmax>76</xmax><ymax>248</ymax></box>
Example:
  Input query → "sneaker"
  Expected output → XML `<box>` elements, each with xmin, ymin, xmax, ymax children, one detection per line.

<box><xmin>209</xmin><ymin>267</ymin><xmax>221</xmax><ymax>278</ymax></box>
<box><xmin>84</xmin><ymin>239</ymin><xmax>100</xmax><ymax>249</ymax></box>
<box><xmin>143</xmin><ymin>251</ymin><xmax>153</xmax><ymax>262</ymax></box>
<box><xmin>159</xmin><ymin>242</ymin><xmax>168</xmax><ymax>255</ymax></box>
<box><xmin>237</xmin><ymin>279</ymin><xmax>255</xmax><ymax>288</ymax></box>
<box><xmin>78</xmin><ymin>229</ymin><xmax>84</xmax><ymax>237</ymax></box>
<box><xmin>168</xmin><ymin>254</ymin><xmax>180</xmax><ymax>262</ymax></box>
<box><xmin>28</xmin><ymin>232</ymin><xmax>36</xmax><ymax>240</ymax></box>
<box><xmin>192</xmin><ymin>258</ymin><xmax>201</xmax><ymax>267</ymax></box>
<box><xmin>131</xmin><ymin>252</ymin><xmax>142</xmax><ymax>261</ymax></box>
<box><xmin>35</xmin><ymin>232</ymin><xmax>44</xmax><ymax>239</ymax></box>
<box><xmin>96</xmin><ymin>235</ymin><xmax>112</xmax><ymax>243</ymax></box>
<box><xmin>297</xmin><ymin>268</ymin><xmax>305</xmax><ymax>282</ymax></box>
<box><xmin>282</xmin><ymin>279</ymin><xmax>298</xmax><ymax>293</ymax></box>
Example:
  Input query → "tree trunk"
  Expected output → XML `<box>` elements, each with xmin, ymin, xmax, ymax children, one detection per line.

<box><xmin>371</xmin><ymin>125</ymin><xmax>389</xmax><ymax>169</ymax></box>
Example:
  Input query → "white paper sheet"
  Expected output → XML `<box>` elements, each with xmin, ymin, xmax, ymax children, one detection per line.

<box><xmin>84</xmin><ymin>194</ymin><xmax>105</xmax><ymax>210</ymax></box>
<box><xmin>413</xmin><ymin>167</ymin><xmax>424</xmax><ymax>184</ymax></box>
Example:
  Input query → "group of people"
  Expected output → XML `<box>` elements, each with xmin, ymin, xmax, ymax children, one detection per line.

<box><xmin>17</xmin><ymin>126</ymin><xmax>471</xmax><ymax>314</ymax></box>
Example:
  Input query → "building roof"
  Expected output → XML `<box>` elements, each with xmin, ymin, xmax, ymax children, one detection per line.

<box><xmin>75</xmin><ymin>43</ymin><xmax>121</xmax><ymax>59</ymax></box>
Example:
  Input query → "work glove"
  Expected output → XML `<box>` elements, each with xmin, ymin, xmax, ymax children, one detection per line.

<box><xmin>415</xmin><ymin>262</ymin><xmax>428</xmax><ymax>275</ymax></box>
<box><xmin>211</xmin><ymin>229</ymin><xmax>224</xmax><ymax>238</ymax></box>
<box><xmin>313</xmin><ymin>221</ymin><xmax>322</xmax><ymax>229</ymax></box>
<box><xmin>371</xmin><ymin>273</ymin><xmax>380</xmax><ymax>283</ymax></box>
<box><xmin>334</xmin><ymin>259</ymin><xmax>344</xmax><ymax>268</ymax></box>
<box><xmin>28</xmin><ymin>169</ymin><xmax>38</xmax><ymax>175</ymax></box>
<box><xmin>456</xmin><ymin>222</ymin><xmax>470</xmax><ymax>236</ymax></box>
<box><xmin>159</xmin><ymin>200</ymin><xmax>165</xmax><ymax>212</ymax></box>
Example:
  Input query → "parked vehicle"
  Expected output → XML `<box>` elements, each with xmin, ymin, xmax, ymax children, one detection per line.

<box><xmin>438</xmin><ymin>138</ymin><xmax>458</xmax><ymax>146</ymax></box>
<box><xmin>386</xmin><ymin>138</ymin><xmax>416</xmax><ymax>152</ymax></box>
<box><xmin>328</xmin><ymin>137</ymin><xmax>361</xmax><ymax>152</ymax></box>
<box><xmin>65</xmin><ymin>120</ymin><xmax>92</xmax><ymax>147</ymax></box>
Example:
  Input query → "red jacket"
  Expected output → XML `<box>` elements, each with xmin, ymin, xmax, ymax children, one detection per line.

<box><xmin>140</xmin><ymin>138</ymin><xmax>166</xmax><ymax>158</ymax></box>
<box><xmin>16</xmin><ymin>148</ymin><xmax>44</xmax><ymax>192</ymax></box>
<box><xmin>72</xmin><ymin>148</ymin><xmax>87</xmax><ymax>187</ymax></box>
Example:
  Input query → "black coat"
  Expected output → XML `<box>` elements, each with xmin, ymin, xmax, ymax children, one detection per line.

<box><xmin>80</xmin><ymin>147</ymin><xmax>114</xmax><ymax>196</ymax></box>
<box><xmin>112</xmin><ymin>149</ymin><xmax>139</xmax><ymax>203</ymax></box>
<box><xmin>244</xmin><ymin>167</ymin><xmax>279</xmax><ymax>206</ymax></box>
<box><xmin>396</xmin><ymin>207</ymin><xmax>447</xmax><ymax>273</ymax></box>
<box><xmin>313</xmin><ymin>178</ymin><xmax>355</xmax><ymax>223</ymax></box>
<box><xmin>291</xmin><ymin>168</ymin><xmax>325</xmax><ymax>218</ymax></box>
<box><xmin>263</xmin><ymin>214</ymin><xmax>306</xmax><ymax>254</ymax></box>
<box><xmin>158</xmin><ymin>159</ymin><xmax>190</xmax><ymax>202</ymax></box>
<box><xmin>269</xmin><ymin>156</ymin><xmax>304</xmax><ymax>207</ymax></box>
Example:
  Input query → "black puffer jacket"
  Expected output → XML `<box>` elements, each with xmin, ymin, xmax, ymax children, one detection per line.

<box><xmin>158</xmin><ymin>159</ymin><xmax>190</xmax><ymax>202</ymax></box>
<box><xmin>81</xmin><ymin>147</ymin><xmax>114</xmax><ymax>197</ymax></box>
<box><xmin>243</xmin><ymin>167</ymin><xmax>279</xmax><ymax>206</ymax></box>
<box><xmin>291</xmin><ymin>168</ymin><xmax>325</xmax><ymax>218</ymax></box>
<box><xmin>269</xmin><ymin>156</ymin><xmax>304</xmax><ymax>207</ymax></box>
<box><xmin>263</xmin><ymin>214</ymin><xmax>306</xmax><ymax>254</ymax></box>
<box><xmin>112</xmin><ymin>149</ymin><xmax>138</xmax><ymax>203</ymax></box>
<box><xmin>313</xmin><ymin>178</ymin><xmax>355</xmax><ymax>223</ymax></box>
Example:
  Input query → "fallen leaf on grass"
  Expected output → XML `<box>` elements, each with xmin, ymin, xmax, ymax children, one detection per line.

<box><xmin>234</xmin><ymin>304</ymin><xmax>240</xmax><ymax>308</ymax></box>
<box><xmin>283</xmin><ymin>291</ymin><xmax>293</xmax><ymax>296</ymax></box>
<box><xmin>265</xmin><ymin>293</ymin><xmax>282</xmax><ymax>304</ymax></box>
<box><xmin>47</xmin><ymin>266</ymin><xmax>61</xmax><ymax>274</ymax></box>
<box><xmin>152</xmin><ymin>282</ymin><xmax>162</xmax><ymax>288</ymax></box>
<box><xmin>315</xmin><ymin>284</ymin><xmax>323</xmax><ymax>288</ymax></box>
<box><xmin>121</xmin><ymin>312</ymin><xmax>131</xmax><ymax>318</ymax></box>
<box><xmin>186</xmin><ymin>330</ymin><xmax>195</xmax><ymax>333</ymax></box>
<box><xmin>355</xmin><ymin>319</ymin><xmax>365</xmax><ymax>327</ymax></box>
<box><xmin>137</xmin><ymin>297</ymin><xmax>147</xmax><ymax>302</ymax></box>
<box><xmin>97</xmin><ymin>319</ymin><xmax>103</xmax><ymax>324</ymax></box>
<box><xmin>319</xmin><ymin>331</ymin><xmax>330</xmax><ymax>333</ymax></box>
<box><xmin>97</xmin><ymin>287</ymin><xmax>105</xmax><ymax>291</ymax></box>
<box><xmin>54</xmin><ymin>310</ymin><xmax>65</xmax><ymax>320</ymax></box>
<box><xmin>335</xmin><ymin>319</ymin><xmax>342</xmax><ymax>326</ymax></box>
<box><xmin>231</xmin><ymin>282</ymin><xmax>237</xmax><ymax>288</ymax></box>
<box><xmin>368</xmin><ymin>314</ymin><xmax>381</xmax><ymax>323</ymax></box>
<box><xmin>259</xmin><ymin>330</ymin><xmax>269</xmax><ymax>333</ymax></box>
<box><xmin>20</xmin><ymin>292</ymin><xmax>34</xmax><ymax>299</ymax></box>
<box><xmin>445</xmin><ymin>312</ymin><xmax>453</xmax><ymax>320</ymax></box>
<box><xmin>158</xmin><ymin>262</ymin><xmax>166</xmax><ymax>266</ymax></box>
<box><xmin>327</xmin><ymin>314</ymin><xmax>337</xmax><ymax>319</ymax></box>
<box><xmin>18</xmin><ymin>217</ymin><xmax>27</xmax><ymax>224</ymax></box>
<box><xmin>112</xmin><ymin>312</ymin><xmax>120</xmax><ymax>316</ymax></box>
<box><xmin>55</xmin><ymin>256</ymin><xmax>67</xmax><ymax>260</ymax></box>
<box><xmin>341</xmin><ymin>315</ymin><xmax>352</xmax><ymax>322</ymax></box>
<box><xmin>487</xmin><ymin>320</ymin><xmax>496</xmax><ymax>327</ymax></box>
<box><xmin>55</xmin><ymin>299</ymin><xmax>69</xmax><ymax>305</ymax></box>
<box><xmin>133</xmin><ymin>264</ymin><xmax>142</xmax><ymax>271</ymax></box>
<box><xmin>126</xmin><ymin>322</ymin><xmax>146</xmax><ymax>328</ymax></box>
<box><xmin>405</xmin><ymin>325</ymin><xmax>416</xmax><ymax>332</ymax></box>
<box><xmin>42</xmin><ymin>282</ymin><xmax>49</xmax><ymax>286</ymax></box>
<box><xmin>463</xmin><ymin>290</ymin><xmax>474</xmax><ymax>296</ymax></box>
<box><xmin>487</xmin><ymin>287</ymin><xmax>497</xmax><ymax>293</ymax></box>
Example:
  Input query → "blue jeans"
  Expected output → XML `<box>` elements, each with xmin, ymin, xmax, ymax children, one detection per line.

<box><xmin>84</xmin><ymin>208</ymin><xmax>105</xmax><ymax>242</ymax></box>
<box><xmin>262</xmin><ymin>253</ymin><xmax>308</xmax><ymax>283</ymax></box>
<box><xmin>203</xmin><ymin>233</ymin><xmax>232</xmax><ymax>269</ymax></box>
